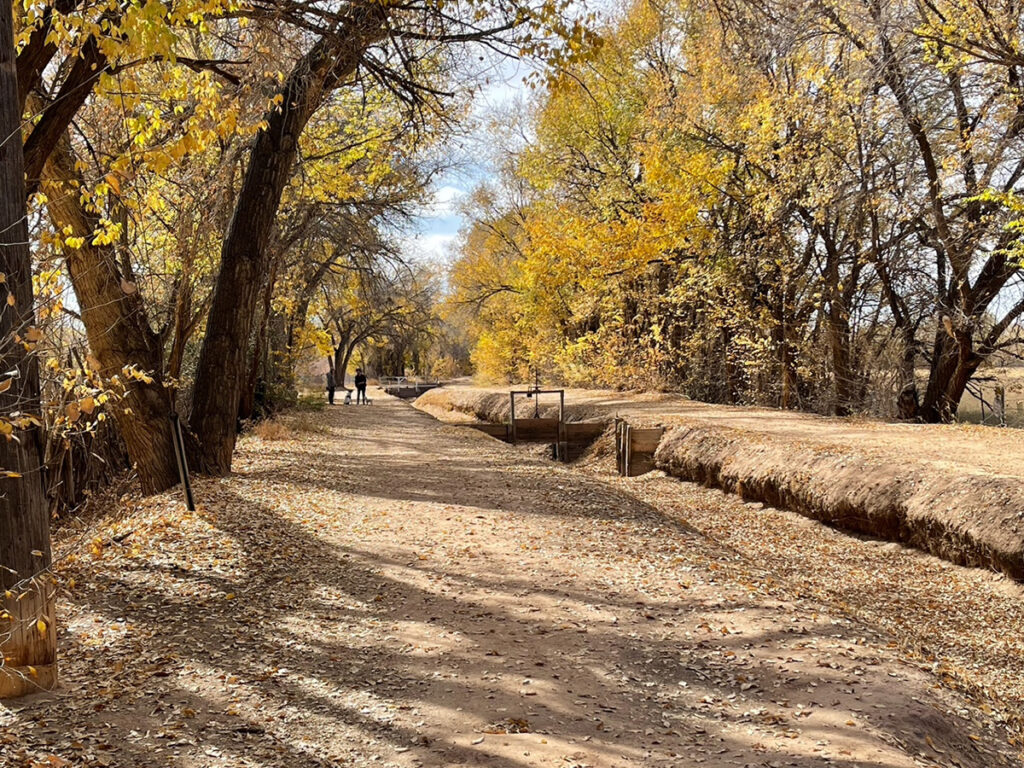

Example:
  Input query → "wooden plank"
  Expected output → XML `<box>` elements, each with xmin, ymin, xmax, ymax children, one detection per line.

<box><xmin>564</xmin><ymin>422</ymin><xmax>606</xmax><ymax>442</ymax></box>
<box><xmin>629</xmin><ymin>427</ymin><xmax>664</xmax><ymax>453</ymax></box>
<box><xmin>623</xmin><ymin>426</ymin><xmax>663</xmax><ymax>476</ymax></box>
<box><xmin>467</xmin><ymin>423</ymin><xmax>510</xmax><ymax>440</ymax></box>
<box><xmin>512</xmin><ymin>418</ymin><xmax>560</xmax><ymax>442</ymax></box>
<box><xmin>628</xmin><ymin>456</ymin><xmax>657</xmax><ymax>476</ymax></box>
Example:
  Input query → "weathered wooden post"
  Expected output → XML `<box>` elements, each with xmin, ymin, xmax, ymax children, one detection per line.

<box><xmin>624</xmin><ymin>424</ymin><xmax>632</xmax><ymax>477</ymax></box>
<box><xmin>614</xmin><ymin>418</ymin><xmax>624</xmax><ymax>476</ymax></box>
<box><xmin>509</xmin><ymin>392</ymin><xmax>517</xmax><ymax>445</ymax></box>
<box><xmin>995</xmin><ymin>384</ymin><xmax>1006</xmax><ymax>427</ymax></box>
<box><xmin>557</xmin><ymin>391</ymin><xmax>565</xmax><ymax>460</ymax></box>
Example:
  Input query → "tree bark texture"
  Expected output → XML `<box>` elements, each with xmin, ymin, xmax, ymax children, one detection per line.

<box><xmin>0</xmin><ymin>0</ymin><xmax>56</xmax><ymax>697</ymax></box>
<box><xmin>920</xmin><ymin>324</ymin><xmax>979</xmax><ymax>423</ymax></box>
<box><xmin>42</xmin><ymin>138</ymin><xmax>179</xmax><ymax>494</ymax></box>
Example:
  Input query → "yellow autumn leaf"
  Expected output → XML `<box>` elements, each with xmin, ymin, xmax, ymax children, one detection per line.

<box><xmin>36</xmin><ymin>618</ymin><xmax>47</xmax><ymax>637</ymax></box>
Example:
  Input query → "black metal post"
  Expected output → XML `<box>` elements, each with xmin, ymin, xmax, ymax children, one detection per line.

<box><xmin>170</xmin><ymin>413</ymin><xmax>196</xmax><ymax>511</ymax></box>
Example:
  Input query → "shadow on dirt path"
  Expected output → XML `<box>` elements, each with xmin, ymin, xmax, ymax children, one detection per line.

<box><xmin>1</xmin><ymin>394</ymin><xmax>1018</xmax><ymax>767</ymax></box>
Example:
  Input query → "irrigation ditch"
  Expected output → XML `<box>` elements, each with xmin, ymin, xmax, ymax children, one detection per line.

<box><xmin>414</xmin><ymin>386</ymin><xmax>1024</xmax><ymax>581</ymax></box>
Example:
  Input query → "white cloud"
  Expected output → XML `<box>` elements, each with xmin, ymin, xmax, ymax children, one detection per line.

<box><xmin>401</xmin><ymin>232</ymin><xmax>459</xmax><ymax>264</ymax></box>
<box><xmin>428</xmin><ymin>184</ymin><xmax>467</xmax><ymax>217</ymax></box>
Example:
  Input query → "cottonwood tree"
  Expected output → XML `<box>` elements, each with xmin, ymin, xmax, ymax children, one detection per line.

<box><xmin>805</xmin><ymin>0</ymin><xmax>1024</xmax><ymax>420</ymax></box>
<box><xmin>28</xmin><ymin>6</ymin><xmax>272</xmax><ymax>492</ymax></box>
<box><xmin>318</xmin><ymin>264</ymin><xmax>438</xmax><ymax>384</ymax></box>
<box><xmin>18</xmin><ymin>0</ymin><xmax>592</xmax><ymax>490</ymax></box>
<box><xmin>0</xmin><ymin>0</ymin><xmax>56</xmax><ymax>697</ymax></box>
<box><xmin>189</xmin><ymin>0</ymin><xmax>593</xmax><ymax>474</ymax></box>
<box><xmin>451</xmin><ymin>0</ymin><xmax>1024</xmax><ymax>421</ymax></box>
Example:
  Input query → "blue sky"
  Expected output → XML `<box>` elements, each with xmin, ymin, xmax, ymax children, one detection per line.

<box><xmin>399</xmin><ymin>57</ymin><xmax>534</xmax><ymax>265</ymax></box>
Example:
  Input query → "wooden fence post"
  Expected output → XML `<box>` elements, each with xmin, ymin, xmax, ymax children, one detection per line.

<box><xmin>614</xmin><ymin>418</ymin><xmax>623</xmax><ymax>475</ymax></box>
<box><xmin>509</xmin><ymin>392</ymin><xmax>517</xmax><ymax>445</ymax></box>
<box><xmin>624</xmin><ymin>424</ymin><xmax>632</xmax><ymax>478</ymax></box>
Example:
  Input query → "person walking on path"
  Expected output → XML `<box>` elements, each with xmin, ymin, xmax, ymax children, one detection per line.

<box><xmin>355</xmin><ymin>368</ymin><xmax>368</xmax><ymax>405</ymax></box>
<box><xmin>326</xmin><ymin>368</ymin><xmax>336</xmax><ymax>405</ymax></box>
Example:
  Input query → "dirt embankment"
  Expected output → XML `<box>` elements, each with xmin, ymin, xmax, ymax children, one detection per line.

<box><xmin>656</xmin><ymin>425</ymin><xmax>1024</xmax><ymax>577</ymax></box>
<box><xmin>416</xmin><ymin>385</ymin><xmax>1024</xmax><ymax>579</ymax></box>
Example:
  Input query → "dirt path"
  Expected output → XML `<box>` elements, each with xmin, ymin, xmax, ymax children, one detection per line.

<box><xmin>1</xmin><ymin>396</ymin><xmax>1018</xmax><ymax>767</ymax></box>
<box><xmin>608</xmin><ymin>466</ymin><xmax>1024</xmax><ymax>741</ymax></box>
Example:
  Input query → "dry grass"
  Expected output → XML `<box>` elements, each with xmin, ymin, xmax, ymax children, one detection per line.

<box><xmin>247</xmin><ymin>411</ymin><xmax>331</xmax><ymax>442</ymax></box>
<box><xmin>957</xmin><ymin>366</ymin><xmax>1024</xmax><ymax>427</ymax></box>
<box><xmin>250</xmin><ymin>419</ymin><xmax>293</xmax><ymax>441</ymax></box>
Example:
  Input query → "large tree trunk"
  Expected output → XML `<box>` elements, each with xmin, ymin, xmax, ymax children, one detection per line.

<box><xmin>334</xmin><ymin>341</ymin><xmax>350</xmax><ymax>390</ymax></box>
<box><xmin>0</xmin><ymin>2</ymin><xmax>56</xmax><ymax>696</ymax></box>
<box><xmin>239</xmin><ymin>265</ymin><xmax>278</xmax><ymax>422</ymax></box>
<box><xmin>823</xmin><ymin>244</ymin><xmax>857</xmax><ymax>417</ymax></box>
<box><xmin>334</xmin><ymin>332</ymin><xmax>363</xmax><ymax>390</ymax></box>
<box><xmin>771</xmin><ymin>318</ymin><xmax>798</xmax><ymax>410</ymax></box>
<box><xmin>42</xmin><ymin>139</ymin><xmax>179</xmax><ymax>494</ymax></box>
<box><xmin>919</xmin><ymin>323</ymin><xmax>979</xmax><ymax>423</ymax></box>
<box><xmin>827</xmin><ymin>304</ymin><xmax>854</xmax><ymax>417</ymax></box>
<box><xmin>189</xmin><ymin>13</ymin><xmax>385</xmax><ymax>475</ymax></box>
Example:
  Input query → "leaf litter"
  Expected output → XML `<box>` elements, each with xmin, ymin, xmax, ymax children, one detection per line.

<box><xmin>0</xmin><ymin>398</ymin><xmax>1019</xmax><ymax>767</ymax></box>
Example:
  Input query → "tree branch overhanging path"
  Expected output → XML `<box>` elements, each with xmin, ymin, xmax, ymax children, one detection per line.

<box><xmin>12</xmin><ymin>0</ymin><xmax>595</xmax><ymax>494</ymax></box>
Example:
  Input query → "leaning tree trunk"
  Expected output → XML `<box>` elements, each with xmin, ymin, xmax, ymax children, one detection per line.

<box><xmin>333</xmin><ymin>330</ymin><xmax>355</xmax><ymax>389</ymax></box>
<box><xmin>190</xmin><ymin>12</ymin><xmax>385</xmax><ymax>475</ymax></box>
<box><xmin>0</xmin><ymin>3</ymin><xmax>56</xmax><ymax>696</ymax></box>
<box><xmin>42</xmin><ymin>137</ymin><xmax>179</xmax><ymax>494</ymax></box>
<box><xmin>239</xmin><ymin>265</ymin><xmax>277</xmax><ymax>422</ymax></box>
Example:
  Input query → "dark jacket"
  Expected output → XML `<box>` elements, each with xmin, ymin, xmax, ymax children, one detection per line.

<box><xmin>326</xmin><ymin>371</ymin><xmax>335</xmax><ymax>390</ymax></box>
<box><xmin>354</xmin><ymin>372</ymin><xmax>367</xmax><ymax>389</ymax></box>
